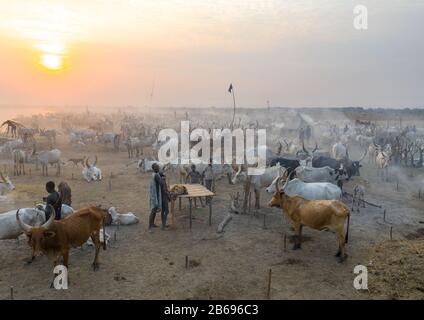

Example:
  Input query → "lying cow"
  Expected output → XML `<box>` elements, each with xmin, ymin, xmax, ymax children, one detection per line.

<box><xmin>107</xmin><ymin>207</ymin><xmax>139</xmax><ymax>225</ymax></box>
<box><xmin>16</xmin><ymin>205</ymin><xmax>106</xmax><ymax>275</ymax></box>
<box><xmin>82</xmin><ymin>156</ymin><xmax>102</xmax><ymax>182</ymax></box>
<box><xmin>0</xmin><ymin>208</ymin><xmax>45</xmax><ymax>240</ymax></box>
<box><xmin>269</xmin><ymin>177</ymin><xmax>350</xmax><ymax>262</ymax></box>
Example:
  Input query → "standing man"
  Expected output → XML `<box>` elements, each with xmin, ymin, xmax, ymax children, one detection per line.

<box><xmin>43</xmin><ymin>181</ymin><xmax>62</xmax><ymax>220</ymax></box>
<box><xmin>149</xmin><ymin>163</ymin><xmax>170</xmax><ymax>231</ymax></box>
<box><xmin>203</xmin><ymin>160</ymin><xmax>214</xmax><ymax>204</ymax></box>
<box><xmin>187</xmin><ymin>164</ymin><xmax>204</xmax><ymax>207</ymax></box>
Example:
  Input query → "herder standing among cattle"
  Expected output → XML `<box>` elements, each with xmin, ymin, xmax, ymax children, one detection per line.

<box><xmin>43</xmin><ymin>181</ymin><xmax>62</xmax><ymax>220</ymax></box>
<box><xmin>149</xmin><ymin>163</ymin><xmax>170</xmax><ymax>231</ymax></box>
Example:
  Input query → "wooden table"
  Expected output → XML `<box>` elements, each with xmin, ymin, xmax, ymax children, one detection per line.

<box><xmin>170</xmin><ymin>184</ymin><xmax>215</xmax><ymax>229</ymax></box>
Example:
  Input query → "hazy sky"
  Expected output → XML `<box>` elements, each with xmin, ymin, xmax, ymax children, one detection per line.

<box><xmin>0</xmin><ymin>0</ymin><xmax>423</xmax><ymax>111</ymax></box>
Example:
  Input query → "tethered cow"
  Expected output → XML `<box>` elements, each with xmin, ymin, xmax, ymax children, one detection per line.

<box><xmin>16</xmin><ymin>206</ymin><xmax>107</xmax><ymax>275</ymax></box>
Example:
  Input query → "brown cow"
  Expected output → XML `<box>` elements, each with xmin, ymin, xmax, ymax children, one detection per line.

<box><xmin>16</xmin><ymin>205</ymin><xmax>106</xmax><ymax>273</ymax></box>
<box><xmin>269</xmin><ymin>177</ymin><xmax>350</xmax><ymax>262</ymax></box>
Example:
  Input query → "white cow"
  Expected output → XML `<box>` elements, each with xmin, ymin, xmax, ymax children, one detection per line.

<box><xmin>35</xmin><ymin>204</ymin><xmax>74</xmax><ymax>219</ymax></box>
<box><xmin>0</xmin><ymin>172</ymin><xmax>15</xmax><ymax>195</ymax></box>
<box><xmin>82</xmin><ymin>156</ymin><xmax>102</xmax><ymax>182</ymax></box>
<box><xmin>108</xmin><ymin>207</ymin><xmax>139</xmax><ymax>225</ymax></box>
<box><xmin>266</xmin><ymin>177</ymin><xmax>342</xmax><ymax>200</ymax></box>
<box><xmin>0</xmin><ymin>208</ymin><xmax>45</xmax><ymax>240</ymax></box>
<box><xmin>232</xmin><ymin>164</ymin><xmax>284</xmax><ymax>209</ymax></box>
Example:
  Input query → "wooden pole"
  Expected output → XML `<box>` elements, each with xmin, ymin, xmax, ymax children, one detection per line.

<box><xmin>189</xmin><ymin>198</ymin><xmax>192</xmax><ymax>229</ymax></box>
<box><xmin>263</xmin><ymin>214</ymin><xmax>266</xmax><ymax>229</ymax></box>
<box><xmin>10</xmin><ymin>286</ymin><xmax>14</xmax><ymax>300</ymax></box>
<box><xmin>283</xmin><ymin>234</ymin><xmax>287</xmax><ymax>252</ymax></box>
<box><xmin>208</xmin><ymin>197</ymin><xmax>212</xmax><ymax>226</ymax></box>
<box><xmin>383</xmin><ymin>209</ymin><xmax>386</xmax><ymax>222</ymax></box>
<box><xmin>266</xmin><ymin>269</ymin><xmax>272</xmax><ymax>299</ymax></box>
<box><xmin>185</xmin><ymin>255</ymin><xmax>189</xmax><ymax>269</ymax></box>
<box><xmin>390</xmin><ymin>226</ymin><xmax>393</xmax><ymax>240</ymax></box>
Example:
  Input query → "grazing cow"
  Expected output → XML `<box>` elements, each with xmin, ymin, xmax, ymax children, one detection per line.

<box><xmin>266</xmin><ymin>175</ymin><xmax>342</xmax><ymax>200</ymax></box>
<box><xmin>97</xmin><ymin>132</ymin><xmax>120</xmax><ymax>151</ymax></box>
<box><xmin>294</xmin><ymin>166</ymin><xmax>348</xmax><ymax>186</ymax></box>
<box><xmin>13</xmin><ymin>149</ymin><xmax>26</xmax><ymax>176</ymax></box>
<box><xmin>32</xmin><ymin>149</ymin><xmax>62</xmax><ymax>176</ymax></box>
<box><xmin>268</xmin><ymin>178</ymin><xmax>350</xmax><ymax>262</ymax></box>
<box><xmin>58</xmin><ymin>182</ymin><xmax>72</xmax><ymax>206</ymax></box>
<box><xmin>232</xmin><ymin>164</ymin><xmax>284</xmax><ymax>209</ymax></box>
<box><xmin>82</xmin><ymin>156</ymin><xmax>102</xmax><ymax>182</ymax></box>
<box><xmin>125</xmin><ymin>137</ymin><xmax>142</xmax><ymax>158</ymax></box>
<box><xmin>0</xmin><ymin>208</ymin><xmax>45</xmax><ymax>240</ymax></box>
<box><xmin>0</xmin><ymin>172</ymin><xmax>15</xmax><ymax>195</ymax></box>
<box><xmin>16</xmin><ymin>206</ymin><xmax>106</xmax><ymax>273</ymax></box>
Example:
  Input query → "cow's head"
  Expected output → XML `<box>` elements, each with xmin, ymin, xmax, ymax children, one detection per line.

<box><xmin>16</xmin><ymin>206</ymin><xmax>56</xmax><ymax>257</ymax></box>
<box><xmin>268</xmin><ymin>176</ymin><xmax>288</xmax><ymax>208</ymax></box>
<box><xmin>83</xmin><ymin>156</ymin><xmax>102</xmax><ymax>181</ymax></box>
<box><xmin>0</xmin><ymin>172</ymin><xmax>15</xmax><ymax>191</ymax></box>
<box><xmin>231</xmin><ymin>165</ymin><xmax>247</xmax><ymax>185</ymax></box>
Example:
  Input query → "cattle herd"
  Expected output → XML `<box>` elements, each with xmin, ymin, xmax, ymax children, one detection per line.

<box><xmin>0</xmin><ymin>108</ymin><xmax>423</xmax><ymax>298</ymax></box>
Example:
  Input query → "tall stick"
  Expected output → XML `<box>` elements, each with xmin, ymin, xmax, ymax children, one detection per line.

<box><xmin>267</xmin><ymin>269</ymin><xmax>272</xmax><ymax>299</ymax></box>
<box><xmin>229</xmin><ymin>85</ymin><xmax>236</xmax><ymax>130</ymax></box>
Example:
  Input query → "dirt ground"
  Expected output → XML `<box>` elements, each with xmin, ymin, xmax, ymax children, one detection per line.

<box><xmin>1</xmin><ymin>135</ymin><xmax>424</xmax><ymax>300</ymax></box>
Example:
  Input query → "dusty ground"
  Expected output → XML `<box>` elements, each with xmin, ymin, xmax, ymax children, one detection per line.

<box><xmin>1</xmin><ymin>136</ymin><xmax>424</xmax><ymax>300</ymax></box>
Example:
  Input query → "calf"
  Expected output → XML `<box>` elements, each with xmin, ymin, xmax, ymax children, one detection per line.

<box><xmin>269</xmin><ymin>178</ymin><xmax>350</xmax><ymax>262</ymax></box>
<box><xmin>13</xmin><ymin>149</ymin><xmax>26</xmax><ymax>176</ymax></box>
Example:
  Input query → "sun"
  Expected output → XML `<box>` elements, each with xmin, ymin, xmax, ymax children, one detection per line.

<box><xmin>40</xmin><ymin>53</ymin><xmax>63</xmax><ymax>71</ymax></box>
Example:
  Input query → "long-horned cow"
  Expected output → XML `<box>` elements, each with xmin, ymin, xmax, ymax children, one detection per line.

<box><xmin>32</xmin><ymin>148</ymin><xmax>62</xmax><ymax>176</ymax></box>
<box><xmin>82</xmin><ymin>156</ymin><xmax>102</xmax><ymax>182</ymax></box>
<box><xmin>269</xmin><ymin>177</ymin><xmax>350</xmax><ymax>262</ymax></box>
<box><xmin>16</xmin><ymin>206</ymin><xmax>107</xmax><ymax>274</ymax></box>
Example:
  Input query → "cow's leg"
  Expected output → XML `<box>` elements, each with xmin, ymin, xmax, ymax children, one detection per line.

<box><xmin>292</xmin><ymin>223</ymin><xmax>302</xmax><ymax>250</ymax></box>
<box><xmin>254</xmin><ymin>189</ymin><xmax>260</xmax><ymax>209</ymax></box>
<box><xmin>335</xmin><ymin>230</ymin><xmax>346</xmax><ymax>262</ymax></box>
<box><xmin>91</xmin><ymin>231</ymin><xmax>101</xmax><ymax>271</ymax></box>
<box><xmin>22</xmin><ymin>163</ymin><xmax>25</xmax><ymax>175</ymax></box>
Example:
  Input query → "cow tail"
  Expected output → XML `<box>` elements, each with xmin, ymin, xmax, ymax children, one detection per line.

<box><xmin>345</xmin><ymin>209</ymin><xmax>350</xmax><ymax>244</ymax></box>
<box><xmin>102</xmin><ymin>215</ymin><xmax>107</xmax><ymax>250</ymax></box>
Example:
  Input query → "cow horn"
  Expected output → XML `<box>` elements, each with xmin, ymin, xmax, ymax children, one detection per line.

<box><xmin>282</xmin><ymin>171</ymin><xmax>292</xmax><ymax>191</ymax></box>
<box><xmin>41</xmin><ymin>205</ymin><xmax>55</xmax><ymax>228</ymax></box>
<box><xmin>94</xmin><ymin>155</ymin><xmax>98</xmax><ymax>167</ymax></box>
<box><xmin>283</xmin><ymin>140</ymin><xmax>289</xmax><ymax>149</ymax></box>
<box><xmin>358</xmin><ymin>149</ymin><xmax>368</xmax><ymax>162</ymax></box>
<box><xmin>312</xmin><ymin>142</ymin><xmax>318</xmax><ymax>153</ymax></box>
<box><xmin>16</xmin><ymin>209</ymin><xmax>32</xmax><ymax>233</ymax></box>
<box><xmin>275</xmin><ymin>176</ymin><xmax>282</xmax><ymax>193</ymax></box>
<box><xmin>85</xmin><ymin>157</ymin><xmax>90</xmax><ymax>168</ymax></box>
<box><xmin>0</xmin><ymin>172</ymin><xmax>6</xmax><ymax>182</ymax></box>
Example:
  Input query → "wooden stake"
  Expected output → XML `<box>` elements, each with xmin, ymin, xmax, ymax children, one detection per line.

<box><xmin>185</xmin><ymin>255</ymin><xmax>189</xmax><ymax>269</ymax></box>
<box><xmin>283</xmin><ymin>234</ymin><xmax>287</xmax><ymax>252</ymax></box>
<box><xmin>71</xmin><ymin>173</ymin><xmax>74</xmax><ymax>180</ymax></box>
<box><xmin>383</xmin><ymin>209</ymin><xmax>386</xmax><ymax>222</ymax></box>
<box><xmin>267</xmin><ymin>269</ymin><xmax>272</xmax><ymax>299</ymax></box>
<box><xmin>10</xmin><ymin>286</ymin><xmax>13</xmax><ymax>300</ymax></box>
<box><xmin>390</xmin><ymin>226</ymin><xmax>393</xmax><ymax>240</ymax></box>
<box><xmin>396</xmin><ymin>181</ymin><xmax>399</xmax><ymax>191</ymax></box>
<box><xmin>263</xmin><ymin>214</ymin><xmax>266</xmax><ymax>229</ymax></box>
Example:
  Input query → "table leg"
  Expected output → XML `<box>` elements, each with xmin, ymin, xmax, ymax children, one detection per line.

<box><xmin>189</xmin><ymin>197</ymin><xmax>192</xmax><ymax>229</ymax></box>
<box><xmin>170</xmin><ymin>200</ymin><xmax>175</xmax><ymax>226</ymax></box>
<box><xmin>208</xmin><ymin>197</ymin><xmax>212</xmax><ymax>226</ymax></box>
